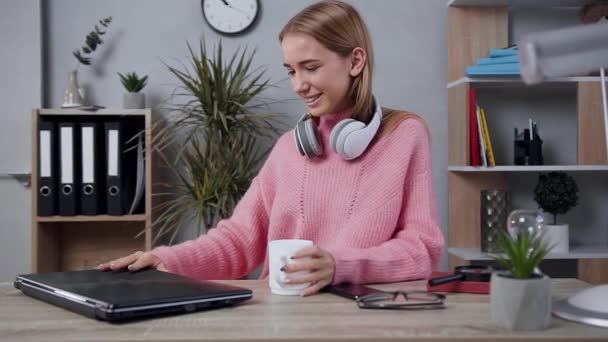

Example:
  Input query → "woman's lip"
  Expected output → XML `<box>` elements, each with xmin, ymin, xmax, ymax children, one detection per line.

<box><xmin>304</xmin><ymin>93</ymin><xmax>322</xmax><ymax>106</ymax></box>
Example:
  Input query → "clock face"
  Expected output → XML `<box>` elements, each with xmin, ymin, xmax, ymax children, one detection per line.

<box><xmin>202</xmin><ymin>0</ymin><xmax>259</xmax><ymax>34</ymax></box>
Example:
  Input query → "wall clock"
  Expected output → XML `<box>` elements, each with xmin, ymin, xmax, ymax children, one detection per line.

<box><xmin>201</xmin><ymin>0</ymin><xmax>259</xmax><ymax>35</ymax></box>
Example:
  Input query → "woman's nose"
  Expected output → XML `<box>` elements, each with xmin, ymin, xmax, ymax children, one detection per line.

<box><xmin>292</xmin><ymin>74</ymin><xmax>310</xmax><ymax>93</ymax></box>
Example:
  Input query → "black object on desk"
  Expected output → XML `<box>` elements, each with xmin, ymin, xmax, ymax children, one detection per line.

<box><xmin>14</xmin><ymin>269</ymin><xmax>253</xmax><ymax>322</ymax></box>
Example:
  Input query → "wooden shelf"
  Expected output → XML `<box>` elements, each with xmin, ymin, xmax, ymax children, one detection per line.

<box><xmin>448</xmin><ymin>165</ymin><xmax>608</xmax><ymax>172</ymax></box>
<box><xmin>448</xmin><ymin>0</ymin><xmax>596</xmax><ymax>7</ymax></box>
<box><xmin>31</xmin><ymin>108</ymin><xmax>157</xmax><ymax>273</ymax></box>
<box><xmin>38</xmin><ymin>108</ymin><xmax>148</xmax><ymax>116</ymax></box>
<box><xmin>446</xmin><ymin>3</ymin><xmax>608</xmax><ymax>284</ymax></box>
<box><xmin>36</xmin><ymin>215</ymin><xmax>146</xmax><ymax>223</ymax></box>
<box><xmin>449</xmin><ymin>247</ymin><xmax>608</xmax><ymax>260</ymax></box>
<box><xmin>447</xmin><ymin>76</ymin><xmax>602</xmax><ymax>89</ymax></box>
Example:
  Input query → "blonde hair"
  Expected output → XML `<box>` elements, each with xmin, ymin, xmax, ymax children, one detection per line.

<box><xmin>279</xmin><ymin>0</ymin><xmax>375</xmax><ymax>123</ymax></box>
<box><xmin>375</xmin><ymin>109</ymin><xmax>427</xmax><ymax>142</ymax></box>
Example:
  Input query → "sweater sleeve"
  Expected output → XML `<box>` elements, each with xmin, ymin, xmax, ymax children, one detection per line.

<box><xmin>149</xmin><ymin>175</ymin><xmax>270</xmax><ymax>280</ymax></box>
<box><xmin>326</xmin><ymin>121</ymin><xmax>445</xmax><ymax>284</ymax></box>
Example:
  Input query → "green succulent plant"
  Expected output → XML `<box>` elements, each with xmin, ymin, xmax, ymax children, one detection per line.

<box><xmin>151</xmin><ymin>38</ymin><xmax>284</xmax><ymax>245</ymax></box>
<box><xmin>491</xmin><ymin>228</ymin><xmax>553</xmax><ymax>279</ymax></box>
<box><xmin>73</xmin><ymin>16</ymin><xmax>112</xmax><ymax>66</ymax></box>
<box><xmin>118</xmin><ymin>72</ymin><xmax>148</xmax><ymax>92</ymax></box>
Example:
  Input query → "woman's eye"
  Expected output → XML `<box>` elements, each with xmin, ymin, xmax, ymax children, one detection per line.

<box><xmin>287</xmin><ymin>70</ymin><xmax>295</xmax><ymax>76</ymax></box>
<box><xmin>305</xmin><ymin>66</ymin><xmax>319</xmax><ymax>72</ymax></box>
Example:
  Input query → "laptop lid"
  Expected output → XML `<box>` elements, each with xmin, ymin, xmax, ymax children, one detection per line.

<box><xmin>14</xmin><ymin>269</ymin><xmax>253</xmax><ymax>321</ymax></box>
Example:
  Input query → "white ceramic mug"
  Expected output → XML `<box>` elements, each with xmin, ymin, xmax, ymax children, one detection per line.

<box><xmin>268</xmin><ymin>239</ymin><xmax>313</xmax><ymax>295</ymax></box>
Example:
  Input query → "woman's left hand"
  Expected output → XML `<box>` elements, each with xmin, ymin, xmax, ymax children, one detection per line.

<box><xmin>283</xmin><ymin>245</ymin><xmax>335</xmax><ymax>297</ymax></box>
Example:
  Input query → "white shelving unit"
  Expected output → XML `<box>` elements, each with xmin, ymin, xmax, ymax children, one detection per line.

<box><xmin>449</xmin><ymin>247</ymin><xmax>608</xmax><ymax>260</ymax></box>
<box><xmin>448</xmin><ymin>0</ymin><xmax>597</xmax><ymax>7</ymax></box>
<box><xmin>448</xmin><ymin>165</ymin><xmax>608</xmax><ymax>172</ymax></box>
<box><xmin>446</xmin><ymin>0</ymin><xmax>608</xmax><ymax>284</ymax></box>
<box><xmin>447</xmin><ymin>76</ymin><xmax>603</xmax><ymax>89</ymax></box>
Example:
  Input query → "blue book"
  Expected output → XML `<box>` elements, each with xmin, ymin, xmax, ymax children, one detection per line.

<box><xmin>477</xmin><ymin>55</ymin><xmax>519</xmax><ymax>65</ymax></box>
<box><xmin>489</xmin><ymin>48</ymin><xmax>519</xmax><ymax>58</ymax></box>
<box><xmin>466</xmin><ymin>63</ymin><xmax>520</xmax><ymax>76</ymax></box>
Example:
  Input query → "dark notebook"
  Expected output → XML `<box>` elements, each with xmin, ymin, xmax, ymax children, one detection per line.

<box><xmin>14</xmin><ymin>269</ymin><xmax>252</xmax><ymax>322</ymax></box>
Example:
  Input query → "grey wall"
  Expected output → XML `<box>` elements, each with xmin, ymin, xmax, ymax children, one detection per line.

<box><xmin>0</xmin><ymin>0</ymin><xmax>448</xmax><ymax>281</ymax></box>
<box><xmin>0</xmin><ymin>0</ymin><xmax>41</xmax><ymax>282</ymax></box>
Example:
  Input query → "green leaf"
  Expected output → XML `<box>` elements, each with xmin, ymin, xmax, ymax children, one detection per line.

<box><xmin>492</xmin><ymin>228</ymin><xmax>553</xmax><ymax>279</ymax></box>
<box><xmin>74</xmin><ymin>16</ymin><xmax>112</xmax><ymax>66</ymax></box>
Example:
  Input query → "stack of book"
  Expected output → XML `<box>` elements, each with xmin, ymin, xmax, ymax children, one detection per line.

<box><xmin>469</xmin><ymin>88</ymin><xmax>496</xmax><ymax>167</ymax></box>
<box><xmin>465</xmin><ymin>47</ymin><xmax>520</xmax><ymax>76</ymax></box>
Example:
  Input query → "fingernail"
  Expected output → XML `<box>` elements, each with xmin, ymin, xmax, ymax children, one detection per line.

<box><xmin>284</xmin><ymin>278</ymin><xmax>291</xmax><ymax>283</ymax></box>
<box><xmin>97</xmin><ymin>264</ymin><xmax>104</xmax><ymax>269</ymax></box>
<box><xmin>109</xmin><ymin>263</ymin><xmax>115</xmax><ymax>268</ymax></box>
<box><xmin>280</xmin><ymin>266</ymin><xmax>286</xmax><ymax>272</ymax></box>
<box><xmin>127</xmin><ymin>264</ymin><xmax>134</xmax><ymax>271</ymax></box>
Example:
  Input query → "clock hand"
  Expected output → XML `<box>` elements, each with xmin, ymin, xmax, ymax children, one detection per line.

<box><xmin>218</xmin><ymin>0</ymin><xmax>250</xmax><ymax>16</ymax></box>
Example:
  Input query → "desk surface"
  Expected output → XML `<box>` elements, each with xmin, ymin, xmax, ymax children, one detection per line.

<box><xmin>1</xmin><ymin>279</ymin><xmax>607</xmax><ymax>341</ymax></box>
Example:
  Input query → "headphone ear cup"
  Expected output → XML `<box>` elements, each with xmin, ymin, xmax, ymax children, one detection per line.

<box><xmin>296</xmin><ymin>118</ymin><xmax>322</xmax><ymax>158</ymax></box>
<box><xmin>294</xmin><ymin>125</ymin><xmax>306</xmax><ymax>157</ymax></box>
<box><xmin>332</xmin><ymin>120</ymin><xmax>366</xmax><ymax>160</ymax></box>
<box><xmin>330</xmin><ymin>119</ymin><xmax>356</xmax><ymax>153</ymax></box>
<box><xmin>304</xmin><ymin>118</ymin><xmax>323</xmax><ymax>156</ymax></box>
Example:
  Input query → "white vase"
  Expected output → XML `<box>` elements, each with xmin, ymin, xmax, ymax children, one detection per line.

<box><xmin>123</xmin><ymin>92</ymin><xmax>145</xmax><ymax>109</ymax></box>
<box><xmin>543</xmin><ymin>224</ymin><xmax>569</xmax><ymax>254</ymax></box>
<box><xmin>490</xmin><ymin>272</ymin><xmax>552</xmax><ymax>330</ymax></box>
<box><xmin>62</xmin><ymin>70</ymin><xmax>84</xmax><ymax>108</ymax></box>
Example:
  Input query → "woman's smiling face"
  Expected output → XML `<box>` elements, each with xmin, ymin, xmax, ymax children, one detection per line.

<box><xmin>281</xmin><ymin>33</ymin><xmax>355</xmax><ymax>117</ymax></box>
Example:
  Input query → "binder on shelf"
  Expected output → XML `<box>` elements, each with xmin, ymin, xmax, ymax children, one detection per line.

<box><xmin>80</xmin><ymin>122</ymin><xmax>105</xmax><ymax>215</ymax></box>
<box><xmin>469</xmin><ymin>87</ymin><xmax>480</xmax><ymax>166</ymax></box>
<box><xmin>37</xmin><ymin>121</ymin><xmax>58</xmax><ymax>216</ymax></box>
<box><xmin>128</xmin><ymin>133</ymin><xmax>145</xmax><ymax>215</ymax></box>
<box><xmin>105</xmin><ymin>120</ymin><xmax>142</xmax><ymax>215</ymax></box>
<box><xmin>58</xmin><ymin>122</ymin><xmax>81</xmax><ymax>216</ymax></box>
<box><xmin>106</xmin><ymin>122</ymin><xmax>124</xmax><ymax>215</ymax></box>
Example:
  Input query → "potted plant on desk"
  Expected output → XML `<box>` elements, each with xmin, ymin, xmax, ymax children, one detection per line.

<box><xmin>534</xmin><ymin>171</ymin><xmax>579</xmax><ymax>254</ymax></box>
<box><xmin>118</xmin><ymin>71</ymin><xmax>148</xmax><ymax>109</ymax></box>
<box><xmin>490</xmin><ymin>210</ymin><xmax>554</xmax><ymax>331</ymax></box>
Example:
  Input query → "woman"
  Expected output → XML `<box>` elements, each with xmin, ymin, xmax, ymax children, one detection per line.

<box><xmin>99</xmin><ymin>0</ymin><xmax>444</xmax><ymax>297</ymax></box>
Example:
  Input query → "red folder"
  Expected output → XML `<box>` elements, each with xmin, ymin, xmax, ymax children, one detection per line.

<box><xmin>426</xmin><ymin>271</ymin><xmax>490</xmax><ymax>294</ymax></box>
<box><xmin>469</xmin><ymin>87</ymin><xmax>480</xmax><ymax>166</ymax></box>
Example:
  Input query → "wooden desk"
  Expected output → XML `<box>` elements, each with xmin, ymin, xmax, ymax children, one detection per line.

<box><xmin>1</xmin><ymin>279</ymin><xmax>607</xmax><ymax>341</ymax></box>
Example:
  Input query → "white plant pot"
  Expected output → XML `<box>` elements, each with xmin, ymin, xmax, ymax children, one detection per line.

<box><xmin>123</xmin><ymin>92</ymin><xmax>145</xmax><ymax>109</ymax></box>
<box><xmin>543</xmin><ymin>224</ymin><xmax>569</xmax><ymax>254</ymax></box>
<box><xmin>490</xmin><ymin>272</ymin><xmax>552</xmax><ymax>330</ymax></box>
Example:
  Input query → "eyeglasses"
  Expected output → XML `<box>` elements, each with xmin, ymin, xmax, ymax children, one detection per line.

<box><xmin>356</xmin><ymin>291</ymin><xmax>446</xmax><ymax>310</ymax></box>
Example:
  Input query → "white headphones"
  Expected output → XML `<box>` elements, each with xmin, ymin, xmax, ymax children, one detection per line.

<box><xmin>294</xmin><ymin>97</ymin><xmax>382</xmax><ymax>160</ymax></box>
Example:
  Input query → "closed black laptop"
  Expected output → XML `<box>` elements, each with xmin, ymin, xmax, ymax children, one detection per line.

<box><xmin>14</xmin><ymin>269</ymin><xmax>253</xmax><ymax>322</ymax></box>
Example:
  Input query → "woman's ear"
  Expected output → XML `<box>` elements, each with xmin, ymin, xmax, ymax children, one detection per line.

<box><xmin>349</xmin><ymin>47</ymin><xmax>366</xmax><ymax>77</ymax></box>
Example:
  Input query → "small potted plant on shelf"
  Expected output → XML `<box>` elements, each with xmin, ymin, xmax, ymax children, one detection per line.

<box><xmin>490</xmin><ymin>209</ymin><xmax>554</xmax><ymax>331</ymax></box>
<box><xmin>118</xmin><ymin>72</ymin><xmax>148</xmax><ymax>109</ymax></box>
<box><xmin>63</xmin><ymin>16</ymin><xmax>113</xmax><ymax>108</ymax></box>
<box><xmin>534</xmin><ymin>171</ymin><xmax>579</xmax><ymax>253</ymax></box>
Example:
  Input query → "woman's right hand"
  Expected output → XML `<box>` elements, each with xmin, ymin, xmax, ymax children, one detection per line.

<box><xmin>96</xmin><ymin>251</ymin><xmax>168</xmax><ymax>272</ymax></box>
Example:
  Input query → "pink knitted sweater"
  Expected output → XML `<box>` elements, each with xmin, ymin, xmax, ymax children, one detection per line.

<box><xmin>151</xmin><ymin>108</ymin><xmax>444</xmax><ymax>284</ymax></box>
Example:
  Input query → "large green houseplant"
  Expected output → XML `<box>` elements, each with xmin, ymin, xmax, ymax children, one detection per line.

<box><xmin>152</xmin><ymin>38</ymin><xmax>282</xmax><ymax>245</ymax></box>
<box><xmin>490</xmin><ymin>209</ymin><xmax>554</xmax><ymax>331</ymax></box>
<box><xmin>534</xmin><ymin>171</ymin><xmax>579</xmax><ymax>253</ymax></box>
